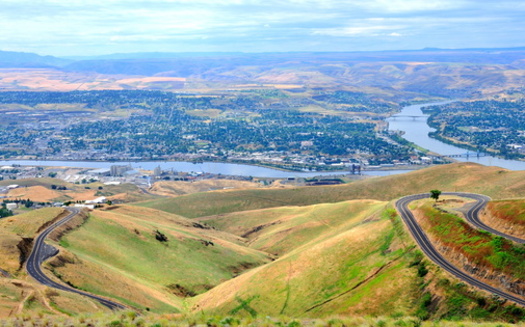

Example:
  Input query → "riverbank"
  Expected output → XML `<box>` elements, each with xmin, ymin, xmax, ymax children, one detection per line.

<box><xmin>0</xmin><ymin>159</ymin><xmax>422</xmax><ymax>178</ymax></box>
<box><xmin>388</xmin><ymin>102</ymin><xmax>525</xmax><ymax>171</ymax></box>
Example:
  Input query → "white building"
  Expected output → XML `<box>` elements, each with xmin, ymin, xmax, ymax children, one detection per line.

<box><xmin>85</xmin><ymin>196</ymin><xmax>107</xmax><ymax>204</ymax></box>
<box><xmin>74</xmin><ymin>204</ymin><xmax>95</xmax><ymax>210</ymax></box>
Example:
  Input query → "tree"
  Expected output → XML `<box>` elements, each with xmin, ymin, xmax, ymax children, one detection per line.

<box><xmin>430</xmin><ymin>189</ymin><xmax>442</xmax><ymax>202</ymax></box>
<box><xmin>24</xmin><ymin>199</ymin><xmax>34</xmax><ymax>208</ymax></box>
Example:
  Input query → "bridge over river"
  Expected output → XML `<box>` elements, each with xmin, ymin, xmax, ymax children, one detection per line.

<box><xmin>389</xmin><ymin>115</ymin><xmax>427</xmax><ymax>120</ymax></box>
<box><xmin>439</xmin><ymin>151</ymin><xmax>488</xmax><ymax>158</ymax></box>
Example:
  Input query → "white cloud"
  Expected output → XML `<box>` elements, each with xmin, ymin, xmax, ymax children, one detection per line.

<box><xmin>0</xmin><ymin>0</ymin><xmax>524</xmax><ymax>55</ymax></box>
<box><xmin>358</xmin><ymin>0</ymin><xmax>468</xmax><ymax>13</ymax></box>
<box><xmin>312</xmin><ymin>24</ymin><xmax>407</xmax><ymax>37</ymax></box>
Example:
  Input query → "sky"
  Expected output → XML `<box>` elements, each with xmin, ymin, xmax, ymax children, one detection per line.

<box><xmin>1</xmin><ymin>0</ymin><xmax>525</xmax><ymax>57</ymax></box>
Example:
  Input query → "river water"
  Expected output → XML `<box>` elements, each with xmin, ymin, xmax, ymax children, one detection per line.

<box><xmin>0</xmin><ymin>159</ymin><xmax>410</xmax><ymax>178</ymax></box>
<box><xmin>3</xmin><ymin>101</ymin><xmax>521</xmax><ymax>177</ymax></box>
<box><xmin>387</xmin><ymin>102</ymin><xmax>525</xmax><ymax>170</ymax></box>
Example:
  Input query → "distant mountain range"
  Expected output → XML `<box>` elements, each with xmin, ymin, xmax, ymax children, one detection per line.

<box><xmin>1</xmin><ymin>47</ymin><xmax>525</xmax><ymax>76</ymax></box>
<box><xmin>1</xmin><ymin>47</ymin><xmax>524</xmax><ymax>98</ymax></box>
<box><xmin>0</xmin><ymin>50</ymin><xmax>71</xmax><ymax>68</ymax></box>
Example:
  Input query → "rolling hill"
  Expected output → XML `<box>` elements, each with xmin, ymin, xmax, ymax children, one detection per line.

<box><xmin>137</xmin><ymin>162</ymin><xmax>525</xmax><ymax>218</ymax></box>
<box><xmin>47</xmin><ymin>205</ymin><xmax>271</xmax><ymax>312</ymax></box>
<box><xmin>3</xmin><ymin>162</ymin><xmax>525</xmax><ymax>324</ymax></box>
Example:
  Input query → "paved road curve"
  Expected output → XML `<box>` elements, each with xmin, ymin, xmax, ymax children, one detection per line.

<box><xmin>396</xmin><ymin>192</ymin><xmax>525</xmax><ymax>306</ymax></box>
<box><xmin>447</xmin><ymin>192</ymin><xmax>525</xmax><ymax>244</ymax></box>
<box><xmin>26</xmin><ymin>207</ymin><xmax>126</xmax><ymax>311</ymax></box>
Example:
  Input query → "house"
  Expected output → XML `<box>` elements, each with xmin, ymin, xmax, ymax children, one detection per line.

<box><xmin>5</xmin><ymin>203</ymin><xmax>17</xmax><ymax>210</ymax></box>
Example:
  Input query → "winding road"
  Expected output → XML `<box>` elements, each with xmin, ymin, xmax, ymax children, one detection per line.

<box><xmin>453</xmin><ymin>192</ymin><xmax>525</xmax><ymax>244</ymax></box>
<box><xmin>25</xmin><ymin>207</ymin><xmax>126</xmax><ymax>311</ymax></box>
<box><xmin>396</xmin><ymin>192</ymin><xmax>525</xmax><ymax>306</ymax></box>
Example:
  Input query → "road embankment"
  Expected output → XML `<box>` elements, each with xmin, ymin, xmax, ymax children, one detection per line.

<box><xmin>396</xmin><ymin>193</ymin><xmax>525</xmax><ymax>307</ymax></box>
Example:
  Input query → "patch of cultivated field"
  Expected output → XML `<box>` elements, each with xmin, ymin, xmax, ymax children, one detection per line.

<box><xmin>7</xmin><ymin>186</ymin><xmax>64</xmax><ymax>203</ymax></box>
<box><xmin>0</xmin><ymin>69</ymin><xmax>185</xmax><ymax>91</ymax></box>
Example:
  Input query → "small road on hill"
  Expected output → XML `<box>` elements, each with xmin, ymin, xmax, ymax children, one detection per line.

<box><xmin>26</xmin><ymin>207</ymin><xmax>126</xmax><ymax>311</ymax></box>
<box><xmin>448</xmin><ymin>192</ymin><xmax>525</xmax><ymax>244</ymax></box>
<box><xmin>396</xmin><ymin>192</ymin><xmax>525</xmax><ymax>307</ymax></box>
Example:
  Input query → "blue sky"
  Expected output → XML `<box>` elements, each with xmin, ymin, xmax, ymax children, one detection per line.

<box><xmin>2</xmin><ymin>0</ymin><xmax>525</xmax><ymax>56</ymax></box>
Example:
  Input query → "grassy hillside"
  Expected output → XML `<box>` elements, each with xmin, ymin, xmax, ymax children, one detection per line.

<box><xmin>4</xmin><ymin>163</ymin><xmax>525</xmax><ymax>321</ymax></box>
<box><xmin>0</xmin><ymin>207</ymin><xmax>112</xmax><ymax>317</ymax></box>
<box><xmin>49</xmin><ymin>205</ymin><xmax>271</xmax><ymax>312</ymax></box>
<box><xmin>137</xmin><ymin>163</ymin><xmax>525</xmax><ymax>218</ymax></box>
<box><xmin>482</xmin><ymin>199</ymin><xmax>525</xmax><ymax>239</ymax></box>
<box><xmin>148</xmin><ymin>179</ymin><xmax>267</xmax><ymax>197</ymax></box>
<box><xmin>0</xmin><ymin>178</ymin><xmax>156</xmax><ymax>204</ymax></box>
<box><xmin>190</xmin><ymin>202</ymin><xmax>420</xmax><ymax>317</ymax></box>
<box><xmin>190</xmin><ymin>200</ymin><xmax>524</xmax><ymax>321</ymax></box>
<box><xmin>415</xmin><ymin>198</ymin><xmax>525</xmax><ymax>278</ymax></box>
<box><xmin>0</xmin><ymin>207</ymin><xmax>65</xmax><ymax>274</ymax></box>
<box><xmin>198</xmin><ymin>200</ymin><xmax>386</xmax><ymax>256</ymax></box>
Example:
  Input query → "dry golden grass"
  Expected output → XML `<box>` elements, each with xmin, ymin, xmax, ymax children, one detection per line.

<box><xmin>149</xmin><ymin>180</ymin><xmax>264</xmax><ymax>197</ymax></box>
<box><xmin>0</xmin><ymin>208</ymin><xmax>64</xmax><ymax>274</ymax></box>
<box><xmin>139</xmin><ymin>162</ymin><xmax>525</xmax><ymax>219</ymax></box>
<box><xmin>199</xmin><ymin>200</ymin><xmax>385</xmax><ymax>256</ymax></box>
<box><xmin>191</xmin><ymin>213</ymin><xmax>415</xmax><ymax>317</ymax></box>
<box><xmin>7</xmin><ymin>186</ymin><xmax>62</xmax><ymax>202</ymax></box>
<box><xmin>0</xmin><ymin>234</ymin><xmax>24</xmax><ymax>274</ymax></box>
<box><xmin>0</xmin><ymin>278</ymin><xmax>109</xmax><ymax>318</ymax></box>
<box><xmin>49</xmin><ymin>204</ymin><xmax>270</xmax><ymax>312</ymax></box>
<box><xmin>0</xmin><ymin>207</ymin><xmax>65</xmax><ymax>238</ymax></box>
<box><xmin>0</xmin><ymin>207</ymin><xmax>112</xmax><ymax>318</ymax></box>
<box><xmin>481</xmin><ymin>199</ymin><xmax>525</xmax><ymax>239</ymax></box>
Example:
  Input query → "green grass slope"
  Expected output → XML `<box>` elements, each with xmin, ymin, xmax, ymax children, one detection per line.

<box><xmin>0</xmin><ymin>207</ymin><xmax>112</xmax><ymax>318</ymax></box>
<box><xmin>199</xmin><ymin>200</ymin><xmax>385</xmax><ymax>256</ymax></box>
<box><xmin>48</xmin><ymin>205</ymin><xmax>271</xmax><ymax>313</ymax></box>
<box><xmin>137</xmin><ymin>162</ymin><xmax>525</xmax><ymax>218</ymax></box>
<box><xmin>190</xmin><ymin>202</ymin><xmax>419</xmax><ymax>318</ymax></box>
<box><xmin>190</xmin><ymin>198</ymin><xmax>525</xmax><ymax>322</ymax></box>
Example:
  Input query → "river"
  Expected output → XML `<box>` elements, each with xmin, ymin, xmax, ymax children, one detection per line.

<box><xmin>387</xmin><ymin>102</ymin><xmax>525</xmax><ymax>170</ymax></box>
<box><xmin>0</xmin><ymin>159</ymin><xmax>410</xmax><ymax>178</ymax></box>
<box><xmin>3</xmin><ymin>101</ymin><xmax>519</xmax><ymax>177</ymax></box>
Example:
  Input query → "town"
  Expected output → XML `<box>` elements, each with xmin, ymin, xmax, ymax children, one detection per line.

<box><xmin>0</xmin><ymin>90</ymin><xmax>449</xmax><ymax>171</ymax></box>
